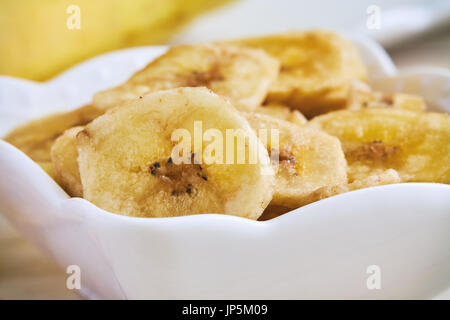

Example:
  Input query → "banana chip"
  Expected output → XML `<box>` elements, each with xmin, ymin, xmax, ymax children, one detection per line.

<box><xmin>3</xmin><ymin>104</ymin><xmax>103</xmax><ymax>163</ymax></box>
<box><xmin>93</xmin><ymin>44</ymin><xmax>279</xmax><ymax>111</ymax></box>
<box><xmin>302</xmin><ymin>168</ymin><xmax>402</xmax><ymax>206</ymax></box>
<box><xmin>78</xmin><ymin>87</ymin><xmax>274</xmax><ymax>219</ymax></box>
<box><xmin>244</xmin><ymin>112</ymin><xmax>347</xmax><ymax>208</ymax></box>
<box><xmin>252</xmin><ymin>103</ymin><xmax>307</xmax><ymax>126</ymax></box>
<box><xmin>347</xmin><ymin>80</ymin><xmax>426</xmax><ymax>112</ymax></box>
<box><xmin>307</xmin><ymin>109</ymin><xmax>450</xmax><ymax>184</ymax></box>
<box><xmin>226</xmin><ymin>30</ymin><xmax>367</xmax><ymax>117</ymax></box>
<box><xmin>51</xmin><ymin>126</ymin><xmax>84</xmax><ymax>197</ymax></box>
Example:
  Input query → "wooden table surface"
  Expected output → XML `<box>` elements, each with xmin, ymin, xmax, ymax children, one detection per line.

<box><xmin>0</xmin><ymin>29</ymin><xmax>449</xmax><ymax>300</ymax></box>
<box><xmin>0</xmin><ymin>215</ymin><xmax>81</xmax><ymax>300</ymax></box>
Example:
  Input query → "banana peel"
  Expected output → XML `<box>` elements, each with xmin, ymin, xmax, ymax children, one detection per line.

<box><xmin>0</xmin><ymin>0</ymin><xmax>232</xmax><ymax>81</ymax></box>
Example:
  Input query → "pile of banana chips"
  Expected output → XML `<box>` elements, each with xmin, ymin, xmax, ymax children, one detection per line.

<box><xmin>4</xmin><ymin>31</ymin><xmax>449</xmax><ymax>220</ymax></box>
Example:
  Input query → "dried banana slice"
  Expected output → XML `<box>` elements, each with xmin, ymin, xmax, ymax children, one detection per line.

<box><xmin>302</xmin><ymin>168</ymin><xmax>402</xmax><ymax>206</ymax></box>
<box><xmin>77</xmin><ymin>87</ymin><xmax>274</xmax><ymax>219</ymax></box>
<box><xmin>225</xmin><ymin>30</ymin><xmax>367</xmax><ymax>117</ymax></box>
<box><xmin>243</xmin><ymin>112</ymin><xmax>347</xmax><ymax>208</ymax></box>
<box><xmin>347</xmin><ymin>80</ymin><xmax>426</xmax><ymax>112</ymax></box>
<box><xmin>51</xmin><ymin>126</ymin><xmax>84</xmax><ymax>197</ymax></box>
<box><xmin>3</xmin><ymin>104</ymin><xmax>103</xmax><ymax>163</ymax></box>
<box><xmin>93</xmin><ymin>44</ymin><xmax>279</xmax><ymax>111</ymax></box>
<box><xmin>307</xmin><ymin>108</ymin><xmax>450</xmax><ymax>183</ymax></box>
<box><xmin>260</xmin><ymin>168</ymin><xmax>401</xmax><ymax>220</ymax></box>
<box><xmin>253</xmin><ymin>103</ymin><xmax>307</xmax><ymax>126</ymax></box>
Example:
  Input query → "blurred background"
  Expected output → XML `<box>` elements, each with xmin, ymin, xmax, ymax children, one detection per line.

<box><xmin>0</xmin><ymin>0</ymin><xmax>449</xmax><ymax>299</ymax></box>
<box><xmin>0</xmin><ymin>0</ymin><xmax>449</xmax><ymax>81</ymax></box>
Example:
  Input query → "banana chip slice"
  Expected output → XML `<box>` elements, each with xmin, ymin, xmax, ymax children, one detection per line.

<box><xmin>244</xmin><ymin>112</ymin><xmax>347</xmax><ymax>208</ymax></box>
<box><xmin>51</xmin><ymin>126</ymin><xmax>84</xmax><ymax>197</ymax></box>
<box><xmin>77</xmin><ymin>87</ymin><xmax>274</xmax><ymax>219</ymax></box>
<box><xmin>347</xmin><ymin>80</ymin><xmax>426</xmax><ymax>112</ymax></box>
<box><xmin>93</xmin><ymin>44</ymin><xmax>279</xmax><ymax>111</ymax></box>
<box><xmin>226</xmin><ymin>30</ymin><xmax>367</xmax><ymax>117</ymax></box>
<box><xmin>301</xmin><ymin>168</ymin><xmax>402</xmax><ymax>207</ymax></box>
<box><xmin>3</xmin><ymin>104</ymin><xmax>103</xmax><ymax>164</ymax></box>
<box><xmin>307</xmin><ymin>109</ymin><xmax>450</xmax><ymax>184</ymax></box>
<box><xmin>253</xmin><ymin>103</ymin><xmax>307</xmax><ymax>126</ymax></box>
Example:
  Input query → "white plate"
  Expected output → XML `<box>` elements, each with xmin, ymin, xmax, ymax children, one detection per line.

<box><xmin>0</xmin><ymin>37</ymin><xmax>449</xmax><ymax>299</ymax></box>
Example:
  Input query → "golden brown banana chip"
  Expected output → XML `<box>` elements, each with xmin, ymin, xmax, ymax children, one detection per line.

<box><xmin>77</xmin><ymin>87</ymin><xmax>274</xmax><ymax>219</ymax></box>
<box><xmin>93</xmin><ymin>44</ymin><xmax>279</xmax><ymax>111</ymax></box>
<box><xmin>225</xmin><ymin>30</ymin><xmax>367</xmax><ymax>117</ymax></box>
<box><xmin>307</xmin><ymin>109</ymin><xmax>450</xmax><ymax>183</ymax></box>
<box><xmin>3</xmin><ymin>104</ymin><xmax>103</xmax><ymax>163</ymax></box>
<box><xmin>253</xmin><ymin>103</ymin><xmax>307</xmax><ymax>126</ymax></box>
<box><xmin>302</xmin><ymin>168</ymin><xmax>402</xmax><ymax>206</ymax></box>
<box><xmin>51</xmin><ymin>126</ymin><xmax>84</xmax><ymax>197</ymax></box>
<box><xmin>391</xmin><ymin>93</ymin><xmax>426</xmax><ymax>112</ymax></box>
<box><xmin>259</xmin><ymin>168</ymin><xmax>401</xmax><ymax>220</ymax></box>
<box><xmin>259</xmin><ymin>168</ymin><xmax>399</xmax><ymax>220</ymax></box>
<box><xmin>243</xmin><ymin>112</ymin><xmax>347</xmax><ymax>208</ymax></box>
<box><xmin>347</xmin><ymin>80</ymin><xmax>426</xmax><ymax>112</ymax></box>
<box><xmin>347</xmin><ymin>168</ymin><xmax>401</xmax><ymax>189</ymax></box>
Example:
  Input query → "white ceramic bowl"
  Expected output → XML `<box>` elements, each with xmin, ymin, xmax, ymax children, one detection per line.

<box><xmin>0</xmin><ymin>37</ymin><xmax>449</xmax><ymax>299</ymax></box>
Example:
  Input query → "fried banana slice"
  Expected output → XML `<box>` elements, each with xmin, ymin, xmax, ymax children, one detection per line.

<box><xmin>307</xmin><ymin>109</ymin><xmax>450</xmax><ymax>183</ymax></box>
<box><xmin>77</xmin><ymin>87</ymin><xmax>274</xmax><ymax>219</ymax></box>
<box><xmin>243</xmin><ymin>113</ymin><xmax>347</xmax><ymax>208</ymax></box>
<box><xmin>93</xmin><ymin>44</ymin><xmax>279</xmax><ymax>111</ymax></box>
<box><xmin>302</xmin><ymin>168</ymin><xmax>402</xmax><ymax>205</ymax></box>
<box><xmin>253</xmin><ymin>103</ymin><xmax>307</xmax><ymax>126</ymax></box>
<box><xmin>347</xmin><ymin>168</ymin><xmax>401</xmax><ymax>190</ymax></box>
<box><xmin>51</xmin><ymin>126</ymin><xmax>84</xmax><ymax>197</ymax></box>
<box><xmin>347</xmin><ymin>80</ymin><xmax>426</xmax><ymax>112</ymax></box>
<box><xmin>260</xmin><ymin>168</ymin><xmax>401</xmax><ymax>220</ymax></box>
<box><xmin>225</xmin><ymin>30</ymin><xmax>367</xmax><ymax>117</ymax></box>
<box><xmin>3</xmin><ymin>104</ymin><xmax>103</xmax><ymax>163</ymax></box>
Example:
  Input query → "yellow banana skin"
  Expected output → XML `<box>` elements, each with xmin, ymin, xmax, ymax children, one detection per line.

<box><xmin>0</xmin><ymin>0</ymin><xmax>232</xmax><ymax>81</ymax></box>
